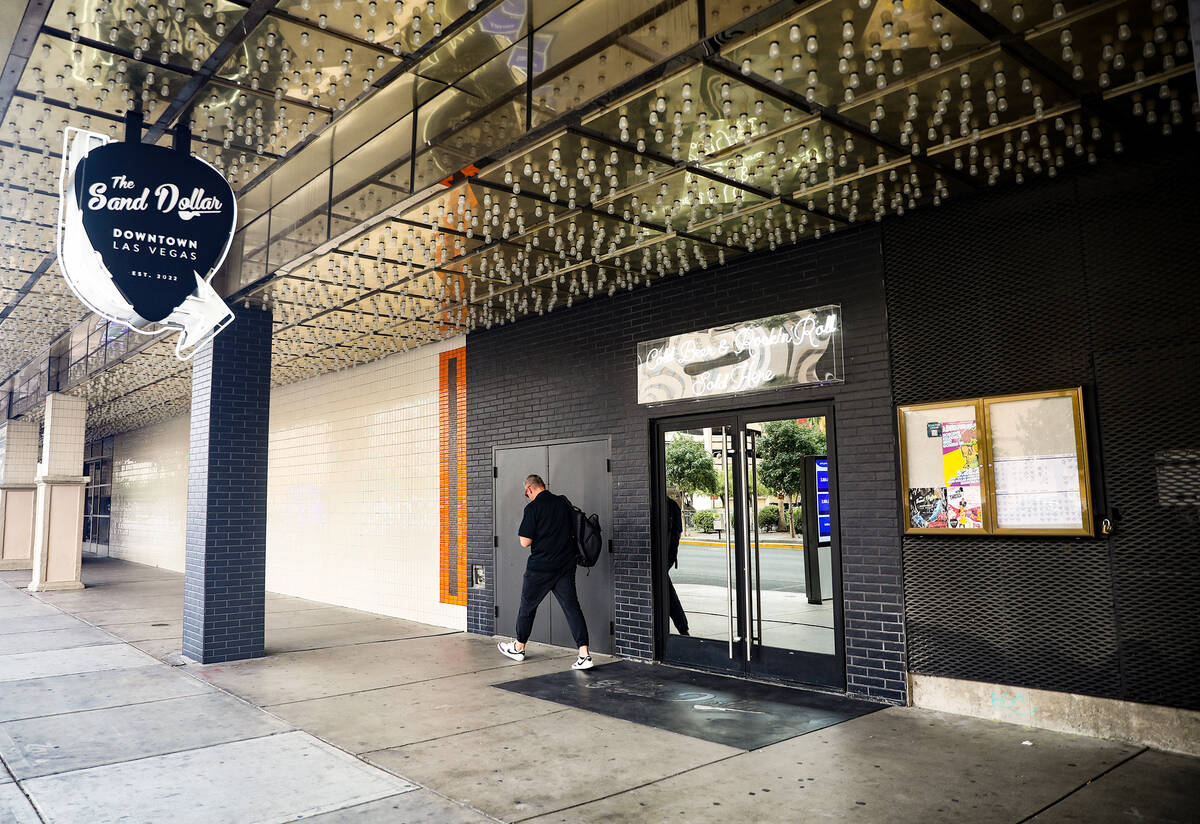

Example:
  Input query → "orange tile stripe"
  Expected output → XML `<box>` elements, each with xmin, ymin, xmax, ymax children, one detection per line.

<box><xmin>439</xmin><ymin>347</ymin><xmax>468</xmax><ymax>606</ymax></box>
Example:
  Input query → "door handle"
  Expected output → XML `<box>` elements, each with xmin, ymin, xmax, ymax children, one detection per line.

<box><xmin>719</xmin><ymin>426</ymin><xmax>735</xmax><ymax>659</ymax></box>
<box><xmin>746</xmin><ymin>431</ymin><xmax>762</xmax><ymax>657</ymax></box>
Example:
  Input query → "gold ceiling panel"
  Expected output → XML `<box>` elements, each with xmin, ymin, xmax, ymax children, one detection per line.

<box><xmin>692</xmin><ymin>200</ymin><xmax>818</xmax><ymax>251</ymax></box>
<box><xmin>522</xmin><ymin>211</ymin><xmax>662</xmax><ymax>267</ymax></box>
<box><xmin>0</xmin><ymin>144</ymin><xmax>59</xmax><ymax>194</ymax></box>
<box><xmin>584</xmin><ymin>63</ymin><xmax>804</xmax><ymax>164</ymax></box>
<box><xmin>191</xmin><ymin>83</ymin><xmax>326</xmax><ymax>159</ymax></box>
<box><xmin>3</xmin><ymin>97</ymin><xmax>122</xmax><ymax>152</ymax></box>
<box><xmin>44</xmin><ymin>0</ymin><xmax>246</xmax><ymax>69</ymax></box>
<box><xmin>723</xmin><ymin>0</ymin><xmax>989</xmax><ymax>108</ymax></box>
<box><xmin>0</xmin><ymin>220</ymin><xmax>55</xmax><ymax>251</ymax></box>
<box><xmin>700</xmin><ymin>116</ymin><xmax>893</xmax><ymax>200</ymax></box>
<box><xmin>1102</xmin><ymin>69</ymin><xmax>1198</xmax><ymax>137</ymax></box>
<box><xmin>188</xmin><ymin>137</ymin><xmax>275</xmax><ymax>182</ymax></box>
<box><xmin>0</xmin><ymin>190</ymin><xmax>57</xmax><ymax>225</ymax></box>
<box><xmin>530</xmin><ymin>42</ymin><xmax>654</xmax><ymax>122</ymax></box>
<box><xmin>479</xmin><ymin>131</ymin><xmax>673</xmax><ymax>206</ymax></box>
<box><xmin>1</xmin><ymin>246</ymin><xmax>47</xmax><ymax>273</ymax></box>
<box><xmin>412</xmin><ymin>0</ymin><xmax>530</xmax><ymax>87</ymax></box>
<box><xmin>1024</xmin><ymin>1</ymin><xmax>1192</xmax><ymax>96</ymax></box>
<box><xmin>20</xmin><ymin>35</ymin><xmax>192</xmax><ymax>122</ymax></box>
<box><xmin>982</xmin><ymin>1</ymin><xmax>1100</xmax><ymax>33</ymax></box>
<box><xmin>389</xmin><ymin>181</ymin><xmax>546</xmax><ymax>249</ymax></box>
<box><xmin>841</xmin><ymin>48</ymin><xmax>1075</xmax><ymax>154</ymax></box>
<box><xmin>274</xmin><ymin>0</ymin><xmax>476</xmax><ymax>56</ymax></box>
<box><xmin>0</xmin><ymin>271</ymin><xmax>28</xmax><ymax>294</ymax></box>
<box><xmin>217</xmin><ymin>14</ymin><xmax>399</xmax><ymax>112</ymax></box>
<box><xmin>820</xmin><ymin>159</ymin><xmax>961</xmax><ymax>223</ymax></box>
<box><xmin>603</xmin><ymin>168</ymin><xmax>768</xmax><ymax>234</ymax></box>
<box><xmin>627</xmin><ymin>233</ymin><xmax>736</xmax><ymax>276</ymax></box>
<box><xmin>527</xmin><ymin>0</ymin><xmax>672</xmax><ymax>123</ymax></box>
<box><xmin>618</xmin><ymin>0</ymin><xmax>699</xmax><ymax>65</ymax></box>
<box><xmin>331</xmin><ymin>181</ymin><xmax>408</xmax><ymax>224</ymax></box>
<box><xmin>930</xmin><ymin>107</ymin><xmax>1108</xmax><ymax>186</ymax></box>
<box><xmin>706</xmin><ymin>0</ymin><xmax>776</xmax><ymax>33</ymax></box>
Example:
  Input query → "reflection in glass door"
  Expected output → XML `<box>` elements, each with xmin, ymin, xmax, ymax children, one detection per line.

<box><xmin>658</xmin><ymin>408</ymin><xmax>842</xmax><ymax>688</ymax></box>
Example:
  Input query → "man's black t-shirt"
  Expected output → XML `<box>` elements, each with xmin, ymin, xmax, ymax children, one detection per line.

<box><xmin>519</xmin><ymin>491</ymin><xmax>575</xmax><ymax>573</ymax></box>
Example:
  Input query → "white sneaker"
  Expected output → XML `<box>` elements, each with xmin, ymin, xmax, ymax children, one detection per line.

<box><xmin>571</xmin><ymin>655</ymin><xmax>593</xmax><ymax>670</ymax></box>
<box><xmin>497</xmin><ymin>641</ymin><xmax>525</xmax><ymax>661</ymax></box>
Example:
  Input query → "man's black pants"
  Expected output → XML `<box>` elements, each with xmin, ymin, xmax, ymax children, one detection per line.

<box><xmin>516</xmin><ymin>564</ymin><xmax>589</xmax><ymax>648</ymax></box>
<box><xmin>667</xmin><ymin>577</ymin><xmax>689</xmax><ymax>635</ymax></box>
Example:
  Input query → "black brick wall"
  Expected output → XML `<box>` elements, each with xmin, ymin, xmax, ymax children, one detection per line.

<box><xmin>886</xmin><ymin>142</ymin><xmax>1200</xmax><ymax>709</ymax></box>
<box><xmin>183</xmin><ymin>305</ymin><xmax>273</xmax><ymax>664</ymax></box>
<box><xmin>466</xmin><ymin>227</ymin><xmax>907</xmax><ymax>704</ymax></box>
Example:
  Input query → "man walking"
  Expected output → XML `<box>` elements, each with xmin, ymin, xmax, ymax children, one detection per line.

<box><xmin>497</xmin><ymin>474</ymin><xmax>593</xmax><ymax>670</ymax></box>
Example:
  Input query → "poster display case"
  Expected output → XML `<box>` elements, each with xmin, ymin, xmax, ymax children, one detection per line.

<box><xmin>897</xmin><ymin>388</ymin><xmax>1093</xmax><ymax>536</ymax></box>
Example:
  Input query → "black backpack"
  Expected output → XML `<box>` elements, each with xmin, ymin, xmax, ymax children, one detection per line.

<box><xmin>564</xmin><ymin>498</ymin><xmax>603</xmax><ymax>567</ymax></box>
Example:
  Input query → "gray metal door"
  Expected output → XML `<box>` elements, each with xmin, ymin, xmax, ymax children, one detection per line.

<box><xmin>548</xmin><ymin>439</ymin><xmax>613</xmax><ymax>654</ymax></box>
<box><xmin>494</xmin><ymin>439</ymin><xmax>613</xmax><ymax>655</ymax></box>
<box><xmin>494</xmin><ymin>446</ymin><xmax>550</xmax><ymax>645</ymax></box>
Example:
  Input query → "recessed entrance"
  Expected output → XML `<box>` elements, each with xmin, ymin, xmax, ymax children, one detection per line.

<box><xmin>655</xmin><ymin>405</ymin><xmax>844</xmax><ymax>689</ymax></box>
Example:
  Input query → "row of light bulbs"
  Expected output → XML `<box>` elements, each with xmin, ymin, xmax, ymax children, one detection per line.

<box><xmin>5</xmin><ymin>0</ymin><xmax>1197</xmax><ymax>402</ymax></box>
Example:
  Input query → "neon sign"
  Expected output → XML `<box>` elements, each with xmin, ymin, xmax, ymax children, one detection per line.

<box><xmin>637</xmin><ymin>305</ymin><xmax>843</xmax><ymax>404</ymax></box>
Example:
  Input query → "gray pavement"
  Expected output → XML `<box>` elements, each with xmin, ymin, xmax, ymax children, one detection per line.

<box><xmin>1</xmin><ymin>558</ymin><xmax>1197</xmax><ymax>823</ymax></box>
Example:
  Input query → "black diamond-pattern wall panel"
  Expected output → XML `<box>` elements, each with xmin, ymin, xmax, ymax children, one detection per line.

<box><xmin>887</xmin><ymin>141</ymin><xmax>1200</xmax><ymax>709</ymax></box>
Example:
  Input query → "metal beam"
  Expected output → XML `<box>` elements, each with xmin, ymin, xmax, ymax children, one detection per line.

<box><xmin>0</xmin><ymin>0</ymin><xmax>52</xmax><ymax>125</ymax></box>
<box><xmin>143</xmin><ymin>0</ymin><xmax>282</xmax><ymax>144</ymax></box>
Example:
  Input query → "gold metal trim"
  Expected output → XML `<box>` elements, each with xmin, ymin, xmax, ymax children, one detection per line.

<box><xmin>897</xmin><ymin>397</ymin><xmax>990</xmax><ymax>536</ymax></box>
<box><xmin>982</xmin><ymin>387</ymin><xmax>1094</xmax><ymax>537</ymax></box>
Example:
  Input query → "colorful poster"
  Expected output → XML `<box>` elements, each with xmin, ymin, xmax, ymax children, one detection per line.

<box><xmin>941</xmin><ymin>421</ymin><xmax>981</xmax><ymax>486</ymax></box>
<box><xmin>946</xmin><ymin>485</ymin><xmax>983</xmax><ymax>529</ymax></box>
<box><xmin>909</xmin><ymin>487</ymin><xmax>948</xmax><ymax>529</ymax></box>
<box><xmin>939</xmin><ymin>421</ymin><xmax>983</xmax><ymax>529</ymax></box>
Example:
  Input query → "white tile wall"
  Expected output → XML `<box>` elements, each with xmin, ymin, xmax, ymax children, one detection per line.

<box><xmin>0</xmin><ymin>420</ymin><xmax>40</xmax><ymax>485</ymax></box>
<box><xmin>103</xmin><ymin>337</ymin><xmax>467</xmax><ymax>630</ymax></box>
<box><xmin>267</xmin><ymin>336</ymin><xmax>466</xmax><ymax>630</ymax></box>
<box><xmin>110</xmin><ymin>415</ymin><xmax>189</xmax><ymax>571</ymax></box>
<box><xmin>41</xmin><ymin>394</ymin><xmax>86</xmax><ymax>477</ymax></box>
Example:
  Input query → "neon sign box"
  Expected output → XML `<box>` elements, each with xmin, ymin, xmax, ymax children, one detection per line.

<box><xmin>57</xmin><ymin>128</ymin><xmax>237</xmax><ymax>360</ymax></box>
<box><xmin>637</xmin><ymin>305</ymin><xmax>843</xmax><ymax>404</ymax></box>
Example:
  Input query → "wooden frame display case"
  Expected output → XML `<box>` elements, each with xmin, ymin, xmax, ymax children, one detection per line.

<box><xmin>898</xmin><ymin>398</ymin><xmax>989</xmax><ymax>534</ymax></box>
<box><xmin>983</xmin><ymin>388</ymin><xmax>1093</xmax><ymax>536</ymax></box>
<box><xmin>897</xmin><ymin>388</ymin><xmax>1093</xmax><ymax>537</ymax></box>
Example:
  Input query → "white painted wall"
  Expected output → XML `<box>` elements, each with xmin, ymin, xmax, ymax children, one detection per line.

<box><xmin>266</xmin><ymin>337</ymin><xmax>465</xmax><ymax>629</ymax></box>
<box><xmin>108</xmin><ymin>337</ymin><xmax>466</xmax><ymax>629</ymax></box>
<box><xmin>110</xmin><ymin>414</ymin><xmax>189</xmax><ymax>572</ymax></box>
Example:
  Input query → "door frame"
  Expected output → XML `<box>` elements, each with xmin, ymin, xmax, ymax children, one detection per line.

<box><xmin>651</xmin><ymin>401</ymin><xmax>847</xmax><ymax>690</ymax></box>
<box><xmin>491</xmin><ymin>434</ymin><xmax>614</xmax><ymax>651</ymax></box>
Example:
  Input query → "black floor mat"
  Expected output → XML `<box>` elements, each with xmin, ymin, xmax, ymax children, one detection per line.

<box><xmin>493</xmin><ymin>660</ymin><xmax>883</xmax><ymax>750</ymax></box>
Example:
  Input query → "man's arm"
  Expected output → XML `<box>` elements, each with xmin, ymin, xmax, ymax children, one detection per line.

<box><xmin>519</xmin><ymin>504</ymin><xmax>535</xmax><ymax>549</ymax></box>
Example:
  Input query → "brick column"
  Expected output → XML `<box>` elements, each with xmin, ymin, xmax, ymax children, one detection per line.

<box><xmin>183</xmin><ymin>304</ymin><xmax>272</xmax><ymax>664</ymax></box>
<box><xmin>0</xmin><ymin>420</ymin><xmax>40</xmax><ymax>571</ymax></box>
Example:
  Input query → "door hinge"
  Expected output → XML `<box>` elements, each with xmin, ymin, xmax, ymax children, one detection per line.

<box><xmin>609</xmin><ymin>621</ymin><xmax>615</xmax><ymax>635</ymax></box>
<box><xmin>608</xmin><ymin>539</ymin><xmax>613</xmax><ymax>554</ymax></box>
<box><xmin>493</xmin><ymin>535</ymin><xmax>498</xmax><ymax>547</ymax></box>
<box><xmin>606</xmin><ymin>458</ymin><xmax>611</xmax><ymax>472</ymax></box>
<box><xmin>493</xmin><ymin>466</ymin><xmax>498</xmax><ymax>478</ymax></box>
<box><xmin>495</xmin><ymin>606</ymin><xmax>500</xmax><ymax>617</ymax></box>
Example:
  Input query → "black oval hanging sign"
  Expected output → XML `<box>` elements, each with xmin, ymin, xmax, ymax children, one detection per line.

<box><xmin>57</xmin><ymin>128</ymin><xmax>237</xmax><ymax>359</ymax></box>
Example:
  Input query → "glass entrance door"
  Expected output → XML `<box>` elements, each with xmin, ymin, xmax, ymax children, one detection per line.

<box><xmin>657</xmin><ymin>407</ymin><xmax>843</xmax><ymax>688</ymax></box>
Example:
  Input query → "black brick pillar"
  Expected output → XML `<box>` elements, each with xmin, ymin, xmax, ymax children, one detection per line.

<box><xmin>183</xmin><ymin>304</ymin><xmax>272</xmax><ymax>664</ymax></box>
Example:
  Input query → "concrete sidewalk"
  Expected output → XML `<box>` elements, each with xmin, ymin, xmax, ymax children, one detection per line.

<box><xmin>1</xmin><ymin>559</ymin><xmax>1197</xmax><ymax>823</ymax></box>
